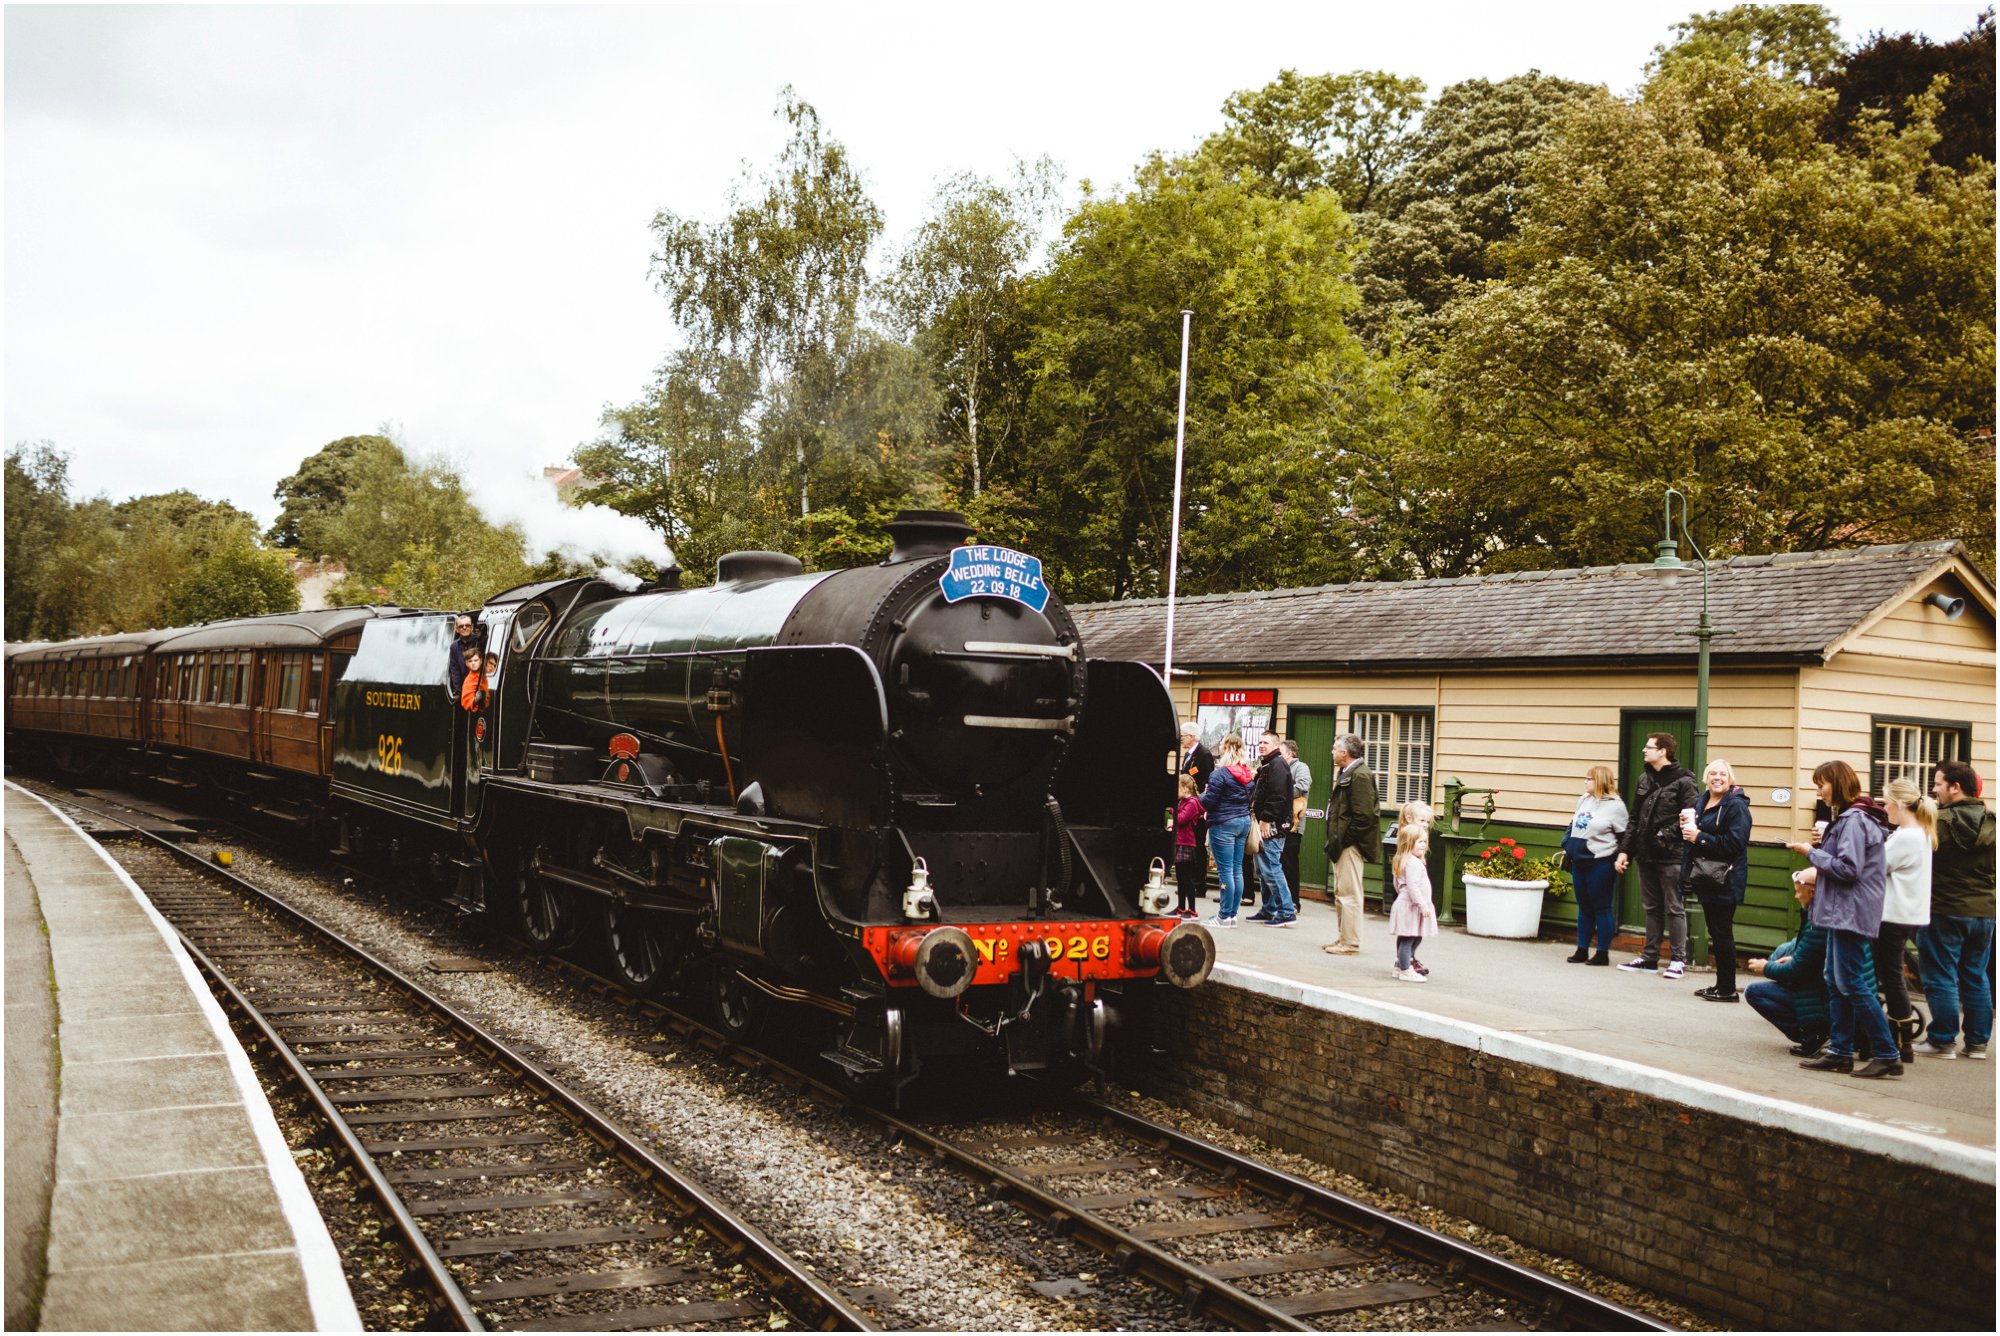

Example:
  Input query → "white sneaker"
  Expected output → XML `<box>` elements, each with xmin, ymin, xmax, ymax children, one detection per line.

<box><xmin>1204</xmin><ymin>914</ymin><xmax>1237</xmax><ymax>927</ymax></box>
<box><xmin>1400</xmin><ymin>967</ymin><xmax>1428</xmax><ymax>982</ymax></box>
<box><xmin>1661</xmin><ymin>960</ymin><xmax>1686</xmax><ymax>980</ymax></box>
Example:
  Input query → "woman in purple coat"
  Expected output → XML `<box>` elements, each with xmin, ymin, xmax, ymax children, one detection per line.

<box><xmin>1787</xmin><ymin>760</ymin><xmax>1900</xmax><ymax>1078</ymax></box>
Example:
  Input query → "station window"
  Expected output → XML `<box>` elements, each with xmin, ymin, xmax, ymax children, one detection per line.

<box><xmin>1872</xmin><ymin>717</ymin><xmax>1970</xmax><ymax>796</ymax></box>
<box><xmin>1351</xmin><ymin>708</ymin><xmax>1435</xmax><ymax>808</ymax></box>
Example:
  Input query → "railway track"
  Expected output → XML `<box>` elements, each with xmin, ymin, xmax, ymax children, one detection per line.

<box><xmin>535</xmin><ymin>959</ymin><xmax>1673</xmax><ymax>1331</ymax></box>
<box><xmin>86</xmin><ymin>812</ymin><xmax>875</xmax><ymax>1333</ymax></box>
<box><xmin>59</xmin><ymin>783</ymin><xmax>1676</xmax><ymax>1331</ymax></box>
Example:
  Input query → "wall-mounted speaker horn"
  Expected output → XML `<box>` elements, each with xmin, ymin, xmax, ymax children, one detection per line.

<box><xmin>1924</xmin><ymin>592</ymin><xmax>1966</xmax><ymax>620</ymax></box>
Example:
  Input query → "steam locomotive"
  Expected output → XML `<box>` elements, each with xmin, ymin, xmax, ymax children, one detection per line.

<box><xmin>6</xmin><ymin>511</ymin><xmax>1213</xmax><ymax>1095</ymax></box>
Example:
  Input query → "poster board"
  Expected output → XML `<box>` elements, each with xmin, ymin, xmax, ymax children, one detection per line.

<box><xmin>1194</xmin><ymin>688</ymin><xmax>1276</xmax><ymax>751</ymax></box>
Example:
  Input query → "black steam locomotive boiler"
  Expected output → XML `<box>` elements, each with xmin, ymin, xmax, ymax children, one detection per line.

<box><xmin>331</xmin><ymin>510</ymin><xmax>1214</xmax><ymax>1093</ymax></box>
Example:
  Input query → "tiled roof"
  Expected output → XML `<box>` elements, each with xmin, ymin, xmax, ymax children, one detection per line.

<box><xmin>1069</xmin><ymin>541</ymin><xmax>1982</xmax><ymax>670</ymax></box>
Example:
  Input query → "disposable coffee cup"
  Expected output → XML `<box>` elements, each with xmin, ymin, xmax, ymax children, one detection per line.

<box><xmin>1813</xmin><ymin>820</ymin><xmax>1828</xmax><ymax>839</ymax></box>
<box><xmin>1680</xmin><ymin>806</ymin><xmax>1697</xmax><ymax>828</ymax></box>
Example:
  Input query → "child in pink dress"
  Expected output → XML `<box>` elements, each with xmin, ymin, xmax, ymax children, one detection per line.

<box><xmin>1390</xmin><ymin>801</ymin><xmax>1437</xmax><ymax>981</ymax></box>
<box><xmin>1173</xmin><ymin>774</ymin><xmax>1204</xmax><ymax>918</ymax></box>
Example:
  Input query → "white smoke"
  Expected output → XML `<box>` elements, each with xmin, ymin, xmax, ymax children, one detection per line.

<box><xmin>596</xmin><ymin>566</ymin><xmax>645</xmax><ymax>592</ymax></box>
<box><xmin>465</xmin><ymin>467</ymin><xmax>674</xmax><ymax>574</ymax></box>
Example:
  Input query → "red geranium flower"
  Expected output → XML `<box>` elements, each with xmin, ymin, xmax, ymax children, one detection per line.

<box><xmin>1513</xmin><ymin>846</ymin><xmax>1527</xmax><ymax>859</ymax></box>
<box><xmin>1500</xmin><ymin>838</ymin><xmax>1518</xmax><ymax>846</ymax></box>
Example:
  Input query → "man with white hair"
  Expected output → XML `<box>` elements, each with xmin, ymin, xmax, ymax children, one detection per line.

<box><xmin>1321</xmin><ymin>732</ymin><xmax>1379</xmax><ymax>955</ymax></box>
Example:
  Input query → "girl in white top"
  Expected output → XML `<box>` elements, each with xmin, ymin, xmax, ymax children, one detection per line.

<box><xmin>1389</xmin><ymin>801</ymin><xmax>1437</xmax><ymax>982</ymax></box>
<box><xmin>1880</xmin><ymin>776</ymin><xmax>1938</xmax><ymax>1056</ymax></box>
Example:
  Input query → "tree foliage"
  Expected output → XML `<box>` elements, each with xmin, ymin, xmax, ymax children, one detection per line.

<box><xmin>1197</xmin><ymin>69</ymin><xmax>1427</xmax><ymax>210</ymax></box>
<box><xmin>880</xmin><ymin>160</ymin><xmax>1059</xmax><ymax>498</ymax></box>
<box><xmin>583</xmin><ymin>92</ymin><xmax>943</xmax><ymax>579</ymax></box>
<box><xmin>1402</xmin><ymin>55</ymin><xmax>1995</xmax><ymax>570</ymax></box>
<box><xmin>1002</xmin><ymin>158</ymin><xmax>1386</xmax><ymax>600</ymax></box>
<box><xmin>1822</xmin><ymin>8</ymin><xmax>1995</xmax><ymax>169</ymax></box>
<box><xmin>5</xmin><ymin>442</ymin><xmax>76</xmax><ymax>640</ymax></box>
<box><xmin>268</xmin><ymin>434</ymin><xmax>405</xmax><ymax>552</ymax></box>
<box><xmin>4</xmin><ymin>445</ymin><xmax>301</xmax><ymax>637</ymax></box>
<box><xmin>647</xmin><ymin>89</ymin><xmax>885</xmax><ymax>519</ymax></box>
<box><xmin>1653</xmin><ymin>4</ymin><xmax>1846</xmax><ymax>83</ymax></box>
<box><xmin>317</xmin><ymin>451</ymin><xmax>534</xmax><ymax>610</ymax></box>
<box><xmin>1352</xmin><ymin>71</ymin><xmax>1600</xmax><ymax>346</ymax></box>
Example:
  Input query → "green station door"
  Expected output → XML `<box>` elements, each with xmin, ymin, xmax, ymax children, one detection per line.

<box><xmin>1290</xmin><ymin>708</ymin><xmax>1341</xmax><ymax>896</ymax></box>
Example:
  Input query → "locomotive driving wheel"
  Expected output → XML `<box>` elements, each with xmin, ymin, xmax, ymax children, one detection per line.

<box><xmin>707</xmin><ymin>963</ymin><xmax>762</xmax><ymax>1041</ymax></box>
<box><xmin>511</xmin><ymin>841</ymin><xmax>579</xmax><ymax>951</ymax></box>
<box><xmin>602</xmin><ymin>903</ymin><xmax>667</xmax><ymax>995</ymax></box>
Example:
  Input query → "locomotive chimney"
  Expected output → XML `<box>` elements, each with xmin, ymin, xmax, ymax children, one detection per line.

<box><xmin>885</xmin><ymin>509</ymin><xmax>973</xmax><ymax>564</ymax></box>
<box><xmin>651</xmin><ymin>563</ymin><xmax>682</xmax><ymax>591</ymax></box>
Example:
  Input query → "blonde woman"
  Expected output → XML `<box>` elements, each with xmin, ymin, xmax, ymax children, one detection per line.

<box><xmin>1681</xmin><ymin>757</ymin><xmax>1752</xmax><ymax>1002</ymax></box>
<box><xmin>1880</xmin><ymin>776</ymin><xmax>1938</xmax><ymax>1060</ymax></box>
<box><xmin>1564</xmin><ymin>766</ymin><xmax>1629</xmax><ymax>965</ymax></box>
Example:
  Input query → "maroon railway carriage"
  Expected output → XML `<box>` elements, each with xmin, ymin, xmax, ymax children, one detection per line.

<box><xmin>6</xmin><ymin>607</ymin><xmax>400</xmax><ymax>802</ymax></box>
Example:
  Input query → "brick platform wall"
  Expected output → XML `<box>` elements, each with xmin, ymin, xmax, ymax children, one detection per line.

<box><xmin>1126</xmin><ymin>979</ymin><xmax>1994</xmax><ymax>1330</ymax></box>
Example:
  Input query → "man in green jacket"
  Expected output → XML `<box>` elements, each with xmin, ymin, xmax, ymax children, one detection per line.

<box><xmin>1916</xmin><ymin>759</ymin><xmax>1995</xmax><ymax>1059</ymax></box>
<box><xmin>1320</xmin><ymin>732</ymin><xmax>1379</xmax><ymax>956</ymax></box>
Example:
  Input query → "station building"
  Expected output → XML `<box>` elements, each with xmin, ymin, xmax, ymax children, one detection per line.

<box><xmin>1071</xmin><ymin>539</ymin><xmax>1995</xmax><ymax>955</ymax></box>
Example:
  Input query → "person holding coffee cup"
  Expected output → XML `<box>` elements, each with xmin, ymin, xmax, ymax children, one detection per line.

<box><xmin>1683</xmin><ymin>758</ymin><xmax>1752</xmax><ymax>1001</ymax></box>
<box><xmin>1615</xmin><ymin>733</ymin><xmax>1701</xmax><ymax>978</ymax></box>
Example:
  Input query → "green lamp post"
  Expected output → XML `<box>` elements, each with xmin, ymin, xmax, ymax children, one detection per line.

<box><xmin>1651</xmin><ymin>488</ymin><xmax>1732</xmax><ymax>778</ymax></box>
<box><xmin>1653</xmin><ymin>488</ymin><xmax>1733</xmax><ymax>968</ymax></box>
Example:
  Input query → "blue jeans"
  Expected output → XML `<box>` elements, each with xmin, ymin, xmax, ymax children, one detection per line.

<box><xmin>1573</xmin><ymin>855</ymin><xmax>1616</xmax><ymax>955</ymax></box>
<box><xmin>1824</xmin><ymin>928</ymin><xmax>1897</xmax><ymax>1060</ymax></box>
<box><xmin>1918</xmin><ymin>915</ymin><xmax>1995</xmax><ymax>1046</ymax></box>
<box><xmin>1254</xmin><ymin>832</ymin><xmax>1293</xmax><ymax>918</ymax></box>
<box><xmin>1208</xmin><ymin>817</ymin><xmax>1250</xmax><ymax>919</ymax></box>
<box><xmin>1745</xmin><ymin>980</ymin><xmax>1817</xmax><ymax>1045</ymax></box>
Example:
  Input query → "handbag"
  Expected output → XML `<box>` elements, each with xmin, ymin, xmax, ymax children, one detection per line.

<box><xmin>1246</xmin><ymin>821</ymin><xmax>1264</xmax><ymax>856</ymax></box>
<box><xmin>1685</xmin><ymin>854</ymin><xmax>1733</xmax><ymax>897</ymax></box>
<box><xmin>1560</xmin><ymin>832</ymin><xmax>1592</xmax><ymax>864</ymax></box>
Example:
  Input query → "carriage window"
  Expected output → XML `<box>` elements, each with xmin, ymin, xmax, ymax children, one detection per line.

<box><xmin>278</xmin><ymin>654</ymin><xmax>303</xmax><ymax>712</ymax></box>
<box><xmin>306</xmin><ymin>653</ymin><xmax>323</xmax><ymax>713</ymax></box>
<box><xmin>235</xmin><ymin>652</ymin><xmax>251</xmax><ymax>706</ymax></box>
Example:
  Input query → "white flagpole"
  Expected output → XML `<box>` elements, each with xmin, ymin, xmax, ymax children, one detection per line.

<box><xmin>1163</xmin><ymin>310</ymin><xmax>1193</xmax><ymax>687</ymax></box>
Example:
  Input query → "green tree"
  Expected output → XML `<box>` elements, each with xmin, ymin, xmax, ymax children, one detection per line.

<box><xmin>1406</xmin><ymin>57</ymin><xmax>1995</xmax><ymax>570</ymax></box>
<box><xmin>1198</xmin><ymin>69</ymin><xmax>1428</xmax><ymax>210</ymax></box>
<box><xmin>1004</xmin><ymin>158</ymin><xmax>1389</xmax><ymax>600</ymax></box>
<box><xmin>269</xmin><ymin>434</ymin><xmax>405</xmax><ymax>553</ymax></box>
<box><xmin>880</xmin><ymin>160</ymin><xmax>1059</xmax><ymax>498</ymax></box>
<box><xmin>1352</xmin><ymin>72</ymin><xmax>1600</xmax><ymax>346</ymax></box>
<box><xmin>164</xmin><ymin>538</ymin><xmax>300</xmax><ymax>624</ymax></box>
<box><xmin>1653</xmin><ymin>4</ymin><xmax>1846</xmax><ymax>83</ymax></box>
<box><xmin>4</xmin><ymin>442</ymin><xmax>75</xmax><ymax>640</ymax></box>
<box><xmin>316</xmin><ymin>452</ymin><xmax>533</xmax><ymax>609</ymax></box>
<box><xmin>647</xmin><ymin>89</ymin><xmax>883</xmax><ymax>518</ymax></box>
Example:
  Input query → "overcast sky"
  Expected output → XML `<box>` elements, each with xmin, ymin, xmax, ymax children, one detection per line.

<box><xmin>6</xmin><ymin>2</ymin><xmax>1986</xmax><ymax>534</ymax></box>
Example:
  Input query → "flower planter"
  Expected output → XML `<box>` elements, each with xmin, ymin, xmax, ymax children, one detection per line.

<box><xmin>1462</xmin><ymin>874</ymin><xmax>1550</xmax><ymax>938</ymax></box>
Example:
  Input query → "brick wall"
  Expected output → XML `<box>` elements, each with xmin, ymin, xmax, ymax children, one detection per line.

<box><xmin>1127</xmin><ymin>979</ymin><xmax>1995</xmax><ymax>1330</ymax></box>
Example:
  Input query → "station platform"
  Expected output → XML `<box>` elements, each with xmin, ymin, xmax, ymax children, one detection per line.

<box><xmin>1205</xmin><ymin>892</ymin><xmax>1995</xmax><ymax>1169</ymax></box>
<box><xmin>4</xmin><ymin>783</ymin><xmax>360</xmax><ymax>1330</ymax></box>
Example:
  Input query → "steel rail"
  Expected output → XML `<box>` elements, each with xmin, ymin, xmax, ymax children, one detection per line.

<box><xmin>177</xmin><ymin>931</ymin><xmax>485</xmax><ymax>1330</ymax></box>
<box><xmin>90</xmin><ymin>813</ymin><xmax>878</xmax><ymax>1333</ymax></box>
<box><xmin>1082</xmin><ymin>1098</ymin><xmax>1674</xmax><ymax>1332</ymax></box>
